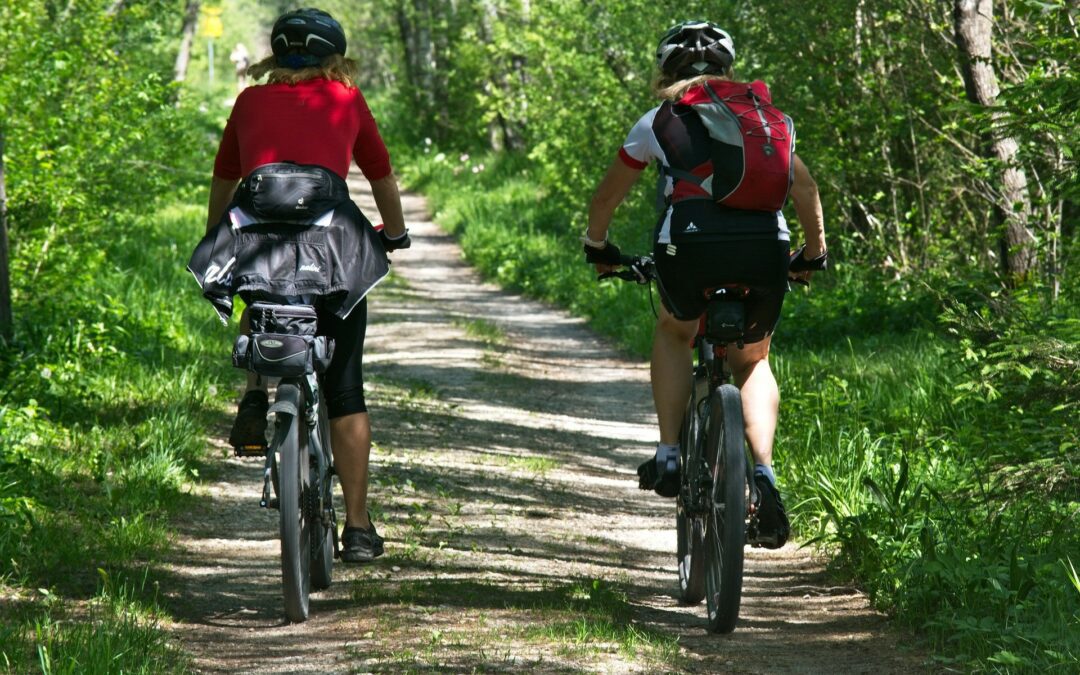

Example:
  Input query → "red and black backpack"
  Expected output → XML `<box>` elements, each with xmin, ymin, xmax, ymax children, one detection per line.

<box><xmin>664</xmin><ymin>79</ymin><xmax>795</xmax><ymax>212</ymax></box>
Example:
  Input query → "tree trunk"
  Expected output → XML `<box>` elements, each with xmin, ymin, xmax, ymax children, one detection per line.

<box><xmin>953</xmin><ymin>0</ymin><xmax>1036</xmax><ymax>281</ymax></box>
<box><xmin>0</xmin><ymin>125</ymin><xmax>13</xmax><ymax>339</ymax></box>
<box><xmin>174</xmin><ymin>0</ymin><xmax>200</xmax><ymax>83</ymax></box>
<box><xmin>395</xmin><ymin>0</ymin><xmax>437</xmax><ymax>128</ymax></box>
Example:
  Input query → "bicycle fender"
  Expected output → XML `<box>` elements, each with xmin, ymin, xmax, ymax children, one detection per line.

<box><xmin>270</xmin><ymin>383</ymin><xmax>302</xmax><ymax>418</ymax></box>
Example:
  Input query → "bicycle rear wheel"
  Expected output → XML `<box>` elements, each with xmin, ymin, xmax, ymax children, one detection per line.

<box><xmin>676</xmin><ymin>392</ymin><xmax>706</xmax><ymax>604</ymax></box>
<box><xmin>703</xmin><ymin>383</ymin><xmax>747</xmax><ymax>633</ymax></box>
<box><xmin>310</xmin><ymin>399</ymin><xmax>334</xmax><ymax>591</ymax></box>
<box><xmin>275</xmin><ymin>383</ymin><xmax>312</xmax><ymax>623</ymax></box>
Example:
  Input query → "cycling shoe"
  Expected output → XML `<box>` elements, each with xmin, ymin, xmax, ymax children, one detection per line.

<box><xmin>229</xmin><ymin>389</ymin><xmax>269</xmax><ymax>453</ymax></box>
<box><xmin>341</xmin><ymin>522</ymin><xmax>384</xmax><ymax>563</ymax></box>
<box><xmin>637</xmin><ymin>445</ymin><xmax>680</xmax><ymax>498</ymax></box>
<box><xmin>751</xmin><ymin>474</ymin><xmax>790</xmax><ymax>549</ymax></box>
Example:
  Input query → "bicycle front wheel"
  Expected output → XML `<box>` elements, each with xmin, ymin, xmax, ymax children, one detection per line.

<box><xmin>703</xmin><ymin>383</ymin><xmax>747</xmax><ymax>633</ymax></box>
<box><xmin>275</xmin><ymin>383</ymin><xmax>312</xmax><ymax>623</ymax></box>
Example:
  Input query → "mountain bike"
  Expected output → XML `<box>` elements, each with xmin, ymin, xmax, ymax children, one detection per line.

<box><xmin>603</xmin><ymin>247</ymin><xmax>826</xmax><ymax>632</ymax></box>
<box><xmin>231</xmin><ymin>300</ymin><xmax>338</xmax><ymax>623</ymax></box>
<box><xmin>603</xmin><ymin>256</ymin><xmax>758</xmax><ymax>634</ymax></box>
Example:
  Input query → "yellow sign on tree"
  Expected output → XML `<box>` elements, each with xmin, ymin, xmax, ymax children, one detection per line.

<box><xmin>200</xmin><ymin>5</ymin><xmax>224</xmax><ymax>39</ymax></box>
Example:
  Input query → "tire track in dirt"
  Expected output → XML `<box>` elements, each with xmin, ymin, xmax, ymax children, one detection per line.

<box><xmin>163</xmin><ymin>176</ymin><xmax>928</xmax><ymax>673</ymax></box>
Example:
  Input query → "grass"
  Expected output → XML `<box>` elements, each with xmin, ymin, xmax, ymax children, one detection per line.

<box><xmin>453</xmin><ymin>317</ymin><xmax>507</xmax><ymax>346</ymax></box>
<box><xmin>20</xmin><ymin>572</ymin><xmax>190</xmax><ymax>675</ymax></box>
<box><xmin>0</xmin><ymin>200</ymin><xmax>230</xmax><ymax>672</ymax></box>
<box><xmin>499</xmin><ymin>455</ymin><xmax>559</xmax><ymax>476</ymax></box>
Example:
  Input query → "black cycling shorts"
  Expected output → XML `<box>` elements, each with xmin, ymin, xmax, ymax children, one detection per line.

<box><xmin>317</xmin><ymin>298</ymin><xmax>368</xmax><ymax>418</ymax></box>
<box><xmin>653</xmin><ymin>238</ymin><xmax>790</xmax><ymax>344</ymax></box>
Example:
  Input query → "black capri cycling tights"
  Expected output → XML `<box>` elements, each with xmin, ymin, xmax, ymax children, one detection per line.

<box><xmin>653</xmin><ymin>239</ymin><xmax>790</xmax><ymax>344</ymax></box>
<box><xmin>318</xmin><ymin>298</ymin><xmax>368</xmax><ymax>418</ymax></box>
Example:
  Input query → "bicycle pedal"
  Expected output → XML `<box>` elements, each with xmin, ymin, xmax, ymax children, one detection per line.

<box><xmin>233</xmin><ymin>443</ymin><xmax>267</xmax><ymax>458</ymax></box>
<box><xmin>746</xmin><ymin>517</ymin><xmax>764</xmax><ymax>546</ymax></box>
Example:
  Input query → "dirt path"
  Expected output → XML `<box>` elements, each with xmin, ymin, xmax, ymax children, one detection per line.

<box><xmin>163</xmin><ymin>178</ymin><xmax>927</xmax><ymax>673</ymax></box>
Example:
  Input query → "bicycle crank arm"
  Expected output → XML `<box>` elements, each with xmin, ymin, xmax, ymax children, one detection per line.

<box><xmin>259</xmin><ymin>452</ymin><xmax>276</xmax><ymax>509</ymax></box>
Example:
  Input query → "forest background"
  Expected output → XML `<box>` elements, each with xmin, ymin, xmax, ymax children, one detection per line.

<box><xmin>0</xmin><ymin>0</ymin><xmax>1077</xmax><ymax>672</ymax></box>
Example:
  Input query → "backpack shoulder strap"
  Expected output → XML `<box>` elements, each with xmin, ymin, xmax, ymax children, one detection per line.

<box><xmin>660</xmin><ymin>164</ymin><xmax>705</xmax><ymax>185</ymax></box>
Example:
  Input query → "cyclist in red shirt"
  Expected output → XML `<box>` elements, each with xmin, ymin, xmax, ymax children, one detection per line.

<box><xmin>205</xmin><ymin>9</ymin><xmax>408</xmax><ymax>563</ymax></box>
<box><xmin>583</xmin><ymin>22</ymin><xmax>828</xmax><ymax>548</ymax></box>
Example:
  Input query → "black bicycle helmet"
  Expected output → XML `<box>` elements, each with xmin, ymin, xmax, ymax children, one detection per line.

<box><xmin>656</xmin><ymin>21</ymin><xmax>735</xmax><ymax>77</ymax></box>
<box><xmin>271</xmin><ymin>8</ymin><xmax>346</xmax><ymax>63</ymax></box>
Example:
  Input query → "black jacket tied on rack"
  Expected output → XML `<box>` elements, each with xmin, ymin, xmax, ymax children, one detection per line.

<box><xmin>187</xmin><ymin>163</ymin><xmax>389</xmax><ymax>324</ymax></box>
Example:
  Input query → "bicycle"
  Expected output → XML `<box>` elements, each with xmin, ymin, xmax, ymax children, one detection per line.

<box><xmin>602</xmin><ymin>256</ymin><xmax>763</xmax><ymax>634</ymax></box>
<box><xmin>231</xmin><ymin>300</ymin><xmax>338</xmax><ymax>623</ymax></box>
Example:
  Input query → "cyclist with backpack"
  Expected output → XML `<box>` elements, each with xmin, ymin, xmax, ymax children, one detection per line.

<box><xmin>200</xmin><ymin>8</ymin><xmax>410</xmax><ymax>563</ymax></box>
<box><xmin>582</xmin><ymin>21</ymin><xmax>828</xmax><ymax>548</ymax></box>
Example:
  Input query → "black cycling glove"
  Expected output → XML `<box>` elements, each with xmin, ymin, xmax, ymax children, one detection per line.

<box><xmin>788</xmin><ymin>245</ymin><xmax>828</xmax><ymax>272</ymax></box>
<box><xmin>583</xmin><ymin>240</ymin><xmax>622</xmax><ymax>266</ymax></box>
<box><xmin>380</xmin><ymin>228</ymin><xmax>412</xmax><ymax>252</ymax></box>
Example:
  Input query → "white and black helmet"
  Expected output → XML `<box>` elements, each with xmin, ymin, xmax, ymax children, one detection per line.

<box><xmin>271</xmin><ymin>8</ymin><xmax>346</xmax><ymax>61</ymax></box>
<box><xmin>656</xmin><ymin>21</ymin><xmax>735</xmax><ymax>77</ymax></box>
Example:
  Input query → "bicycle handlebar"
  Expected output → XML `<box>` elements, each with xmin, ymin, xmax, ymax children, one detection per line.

<box><xmin>597</xmin><ymin>255</ymin><xmax>656</xmax><ymax>284</ymax></box>
<box><xmin>596</xmin><ymin>249</ymin><xmax>827</xmax><ymax>287</ymax></box>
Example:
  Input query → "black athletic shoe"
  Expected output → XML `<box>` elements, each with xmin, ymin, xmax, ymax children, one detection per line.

<box><xmin>229</xmin><ymin>390</ymin><xmax>269</xmax><ymax>451</ymax></box>
<box><xmin>637</xmin><ymin>445</ymin><xmax>680</xmax><ymax>498</ymax></box>
<box><xmin>341</xmin><ymin>522</ymin><xmax>384</xmax><ymax>563</ymax></box>
<box><xmin>752</xmin><ymin>474</ymin><xmax>790</xmax><ymax>549</ymax></box>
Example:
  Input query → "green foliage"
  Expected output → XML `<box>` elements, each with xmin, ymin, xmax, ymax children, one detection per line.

<box><xmin>777</xmin><ymin>309</ymin><xmax>1079</xmax><ymax>671</ymax></box>
<box><xmin>0</xmin><ymin>0</ymin><xmax>231</xmax><ymax>668</ymax></box>
<box><xmin>0</xmin><ymin>200</ymin><xmax>232</xmax><ymax>576</ymax></box>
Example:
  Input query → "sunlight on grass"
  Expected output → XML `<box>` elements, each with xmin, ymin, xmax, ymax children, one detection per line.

<box><xmin>452</xmin><ymin>317</ymin><xmax>507</xmax><ymax>346</ymax></box>
<box><xmin>346</xmin><ymin>575</ymin><xmax>682</xmax><ymax>671</ymax></box>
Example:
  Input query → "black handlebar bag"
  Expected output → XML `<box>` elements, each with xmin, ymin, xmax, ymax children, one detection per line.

<box><xmin>234</xmin><ymin>162</ymin><xmax>350</xmax><ymax>224</ymax></box>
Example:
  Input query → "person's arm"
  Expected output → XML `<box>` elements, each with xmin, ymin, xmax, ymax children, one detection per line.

<box><xmin>369</xmin><ymin>172</ymin><xmax>406</xmax><ymax>238</ymax></box>
<box><xmin>789</xmin><ymin>154</ymin><xmax>826</xmax><ymax>258</ymax></box>
<box><xmin>206</xmin><ymin>176</ymin><xmax>241</xmax><ymax>233</ymax></box>
<box><xmin>588</xmin><ymin>159</ymin><xmax>645</xmax><ymax>244</ymax></box>
<box><xmin>584</xmin><ymin>158</ymin><xmax>643</xmax><ymax>272</ymax></box>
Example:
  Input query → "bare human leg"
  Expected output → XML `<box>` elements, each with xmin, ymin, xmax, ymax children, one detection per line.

<box><xmin>329</xmin><ymin>412</ymin><xmax>372</xmax><ymax>530</ymax></box>
<box><xmin>650</xmin><ymin>304</ymin><xmax>699</xmax><ymax>445</ymax></box>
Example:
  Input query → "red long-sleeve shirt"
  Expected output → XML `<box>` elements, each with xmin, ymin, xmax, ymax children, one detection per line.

<box><xmin>213</xmin><ymin>78</ymin><xmax>392</xmax><ymax>182</ymax></box>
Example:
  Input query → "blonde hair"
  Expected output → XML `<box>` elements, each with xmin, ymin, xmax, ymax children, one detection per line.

<box><xmin>247</xmin><ymin>54</ymin><xmax>359</xmax><ymax>87</ymax></box>
<box><xmin>651</xmin><ymin>71</ymin><xmax>734</xmax><ymax>101</ymax></box>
